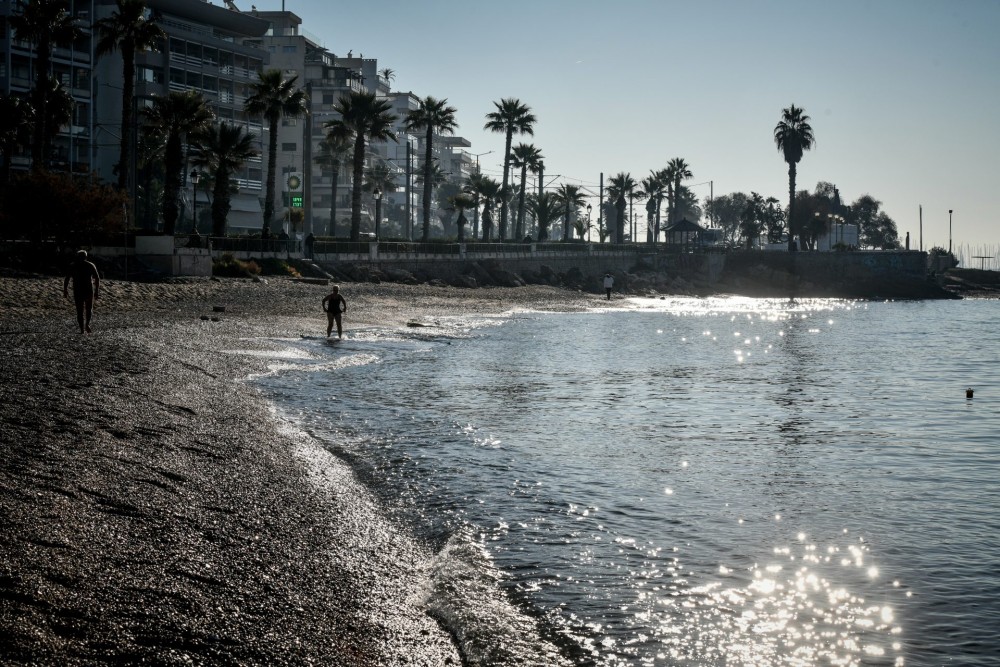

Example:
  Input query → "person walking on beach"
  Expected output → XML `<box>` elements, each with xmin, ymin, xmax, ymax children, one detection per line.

<box><xmin>603</xmin><ymin>272</ymin><xmax>614</xmax><ymax>300</ymax></box>
<box><xmin>63</xmin><ymin>250</ymin><xmax>100</xmax><ymax>334</ymax></box>
<box><xmin>322</xmin><ymin>285</ymin><xmax>347</xmax><ymax>338</ymax></box>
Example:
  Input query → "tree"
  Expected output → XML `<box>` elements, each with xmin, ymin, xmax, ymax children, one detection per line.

<box><xmin>673</xmin><ymin>185</ymin><xmax>703</xmax><ymax>225</ymax></box>
<box><xmin>464</xmin><ymin>174</ymin><xmax>501</xmax><ymax>240</ymax></box>
<box><xmin>189</xmin><ymin>122</ymin><xmax>258</xmax><ymax>237</ymax></box>
<box><xmin>449</xmin><ymin>192</ymin><xmax>475</xmax><ymax>242</ymax></box>
<box><xmin>94</xmin><ymin>0</ymin><xmax>164</xmax><ymax>190</ymax></box>
<box><xmin>0</xmin><ymin>95</ymin><xmax>33</xmax><ymax>185</ymax></box>
<box><xmin>848</xmin><ymin>194</ymin><xmax>899</xmax><ymax>249</ymax></box>
<box><xmin>553</xmin><ymin>184</ymin><xmax>586</xmax><ymax>241</ymax></box>
<box><xmin>484</xmin><ymin>98</ymin><xmax>535</xmax><ymax>241</ymax></box>
<box><xmin>34</xmin><ymin>77</ymin><xmax>74</xmax><ymax>170</ymax></box>
<box><xmin>10</xmin><ymin>0</ymin><xmax>82</xmax><ymax>170</ymax></box>
<box><xmin>774</xmin><ymin>105</ymin><xmax>815</xmax><ymax>251</ymax></box>
<box><xmin>665</xmin><ymin>158</ymin><xmax>692</xmax><ymax>226</ymax></box>
<box><xmin>379</xmin><ymin>68</ymin><xmax>395</xmax><ymax>89</ymax></box>
<box><xmin>404</xmin><ymin>96</ymin><xmax>458</xmax><ymax>242</ymax></box>
<box><xmin>527</xmin><ymin>192</ymin><xmax>562</xmax><ymax>242</ymax></box>
<box><xmin>245</xmin><ymin>68</ymin><xmax>308</xmax><ymax>234</ymax></box>
<box><xmin>314</xmin><ymin>132</ymin><xmax>352</xmax><ymax>236</ymax></box>
<box><xmin>738</xmin><ymin>192</ymin><xmax>766</xmax><ymax>249</ymax></box>
<box><xmin>363</xmin><ymin>160</ymin><xmax>397</xmax><ymax>235</ymax></box>
<box><xmin>325</xmin><ymin>91</ymin><xmax>397</xmax><ymax>241</ymax></box>
<box><xmin>511</xmin><ymin>143</ymin><xmax>543</xmax><ymax>241</ymax></box>
<box><xmin>608</xmin><ymin>172</ymin><xmax>637</xmax><ymax>244</ymax></box>
<box><xmin>142</xmin><ymin>91</ymin><xmax>213</xmax><ymax>234</ymax></box>
<box><xmin>641</xmin><ymin>172</ymin><xmax>667</xmax><ymax>244</ymax></box>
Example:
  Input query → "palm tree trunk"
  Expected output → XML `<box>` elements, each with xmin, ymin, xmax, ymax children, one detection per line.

<box><xmin>329</xmin><ymin>166</ymin><xmax>338</xmax><ymax>236</ymax></box>
<box><xmin>163</xmin><ymin>135</ymin><xmax>182</xmax><ymax>235</ymax></box>
<box><xmin>118</xmin><ymin>47</ymin><xmax>135</xmax><ymax>190</ymax></box>
<box><xmin>499</xmin><ymin>131</ymin><xmax>512</xmax><ymax>241</ymax></box>
<box><xmin>421</xmin><ymin>125</ymin><xmax>433</xmax><ymax>242</ymax></box>
<box><xmin>516</xmin><ymin>165</ymin><xmax>527</xmax><ymax>240</ymax></box>
<box><xmin>350</xmin><ymin>135</ymin><xmax>365</xmax><ymax>241</ymax></box>
<box><xmin>264</xmin><ymin>117</ymin><xmax>278</xmax><ymax>233</ymax></box>
<box><xmin>212</xmin><ymin>167</ymin><xmax>229</xmax><ymax>237</ymax></box>
<box><xmin>787</xmin><ymin>162</ymin><xmax>796</xmax><ymax>251</ymax></box>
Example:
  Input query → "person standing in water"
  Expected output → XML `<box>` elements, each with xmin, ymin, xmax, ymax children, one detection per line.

<box><xmin>63</xmin><ymin>250</ymin><xmax>100</xmax><ymax>334</ymax></box>
<box><xmin>322</xmin><ymin>285</ymin><xmax>347</xmax><ymax>338</ymax></box>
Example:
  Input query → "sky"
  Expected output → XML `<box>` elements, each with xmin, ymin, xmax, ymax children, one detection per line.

<box><xmin>253</xmin><ymin>0</ymin><xmax>999</xmax><ymax>255</ymax></box>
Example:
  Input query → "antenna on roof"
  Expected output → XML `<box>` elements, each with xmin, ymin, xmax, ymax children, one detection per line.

<box><xmin>223</xmin><ymin>0</ymin><xmax>240</xmax><ymax>11</ymax></box>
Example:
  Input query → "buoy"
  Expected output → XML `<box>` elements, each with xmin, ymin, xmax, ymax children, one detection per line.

<box><xmin>966</xmin><ymin>388</ymin><xmax>974</xmax><ymax>399</ymax></box>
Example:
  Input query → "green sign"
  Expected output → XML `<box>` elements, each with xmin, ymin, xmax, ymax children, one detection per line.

<box><xmin>291</xmin><ymin>194</ymin><xmax>303</xmax><ymax>208</ymax></box>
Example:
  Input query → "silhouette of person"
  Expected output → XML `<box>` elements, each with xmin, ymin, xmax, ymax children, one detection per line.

<box><xmin>322</xmin><ymin>285</ymin><xmax>347</xmax><ymax>338</ymax></box>
<box><xmin>63</xmin><ymin>250</ymin><xmax>100</xmax><ymax>334</ymax></box>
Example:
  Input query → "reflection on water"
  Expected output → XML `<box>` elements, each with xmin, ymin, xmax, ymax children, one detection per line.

<box><xmin>260</xmin><ymin>298</ymin><xmax>1000</xmax><ymax>667</ymax></box>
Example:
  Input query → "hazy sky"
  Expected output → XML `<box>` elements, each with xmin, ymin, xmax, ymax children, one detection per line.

<box><xmin>256</xmin><ymin>0</ymin><xmax>999</xmax><ymax>253</ymax></box>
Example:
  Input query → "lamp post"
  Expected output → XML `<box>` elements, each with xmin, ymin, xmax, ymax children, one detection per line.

<box><xmin>586</xmin><ymin>203</ymin><xmax>592</xmax><ymax>242</ymax></box>
<box><xmin>374</xmin><ymin>187</ymin><xmax>382</xmax><ymax>240</ymax></box>
<box><xmin>190</xmin><ymin>170</ymin><xmax>200</xmax><ymax>233</ymax></box>
<box><xmin>949</xmin><ymin>209</ymin><xmax>953</xmax><ymax>254</ymax></box>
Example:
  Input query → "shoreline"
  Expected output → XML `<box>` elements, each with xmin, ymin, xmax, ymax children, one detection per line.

<box><xmin>0</xmin><ymin>274</ymin><xmax>993</xmax><ymax>664</ymax></box>
<box><xmin>0</xmin><ymin>276</ymin><xmax>598</xmax><ymax>666</ymax></box>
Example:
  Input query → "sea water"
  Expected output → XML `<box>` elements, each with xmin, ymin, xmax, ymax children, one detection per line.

<box><xmin>255</xmin><ymin>297</ymin><xmax>1000</xmax><ymax>666</ymax></box>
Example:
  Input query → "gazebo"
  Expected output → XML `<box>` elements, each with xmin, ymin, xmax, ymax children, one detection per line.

<box><xmin>665</xmin><ymin>218</ymin><xmax>705</xmax><ymax>251</ymax></box>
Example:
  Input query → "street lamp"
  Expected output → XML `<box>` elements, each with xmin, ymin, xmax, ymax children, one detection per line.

<box><xmin>949</xmin><ymin>209</ymin><xmax>953</xmax><ymax>254</ymax></box>
<box><xmin>190</xmin><ymin>170</ymin><xmax>200</xmax><ymax>233</ymax></box>
<box><xmin>373</xmin><ymin>187</ymin><xmax>382</xmax><ymax>240</ymax></box>
<box><xmin>586</xmin><ymin>203</ymin><xmax>593</xmax><ymax>242</ymax></box>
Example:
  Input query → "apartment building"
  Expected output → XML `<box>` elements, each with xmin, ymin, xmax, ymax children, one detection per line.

<box><xmin>0</xmin><ymin>0</ymin><xmax>95</xmax><ymax>174</ymax></box>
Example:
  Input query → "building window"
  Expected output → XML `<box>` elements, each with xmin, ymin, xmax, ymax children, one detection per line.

<box><xmin>282</xmin><ymin>142</ymin><xmax>297</xmax><ymax>152</ymax></box>
<box><xmin>282</xmin><ymin>118</ymin><xmax>297</xmax><ymax>127</ymax></box>
<box><xmin>322</xmin><ymin>93</ymin><xmax>334</xmax><ymax>104</ymax></box>
<box><xmin>186</xmin><ymin>71</ymin><xmax>201</xmax><ymax>88</ymax></box>
<box><xmin>203</xmin><ymin>75</ymin><xmax>218</xmax><ymax>92</ymax></box>
<box><xmin>282</xmin><ymin>45</ymin><xmax>297</xmax><ymax>53</ymax></box>
<box><xmin>169</xmin><ymin>68</ymin><xmax>184</xmax><ymax>85</ymax></box>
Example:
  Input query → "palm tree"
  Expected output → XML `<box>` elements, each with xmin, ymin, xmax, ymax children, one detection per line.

<box><xmin>666</xmin><ymin>158</ymin><xmax>692</xmax><ymax>226</ymax></box>
<box><xmin>190</xmin><ymin>122</ymin><xmax>258</xmax><ymax>237</ymax></box>
<box><xmin>527</xmin><ymin>192</ymin><xmax>562</xmax><ymax>242</ymax></box>
<box><xmin>314</xmin><ymin>132</ymin><xmax>352</xmax><ymax>236</ymax></box>
<box><xmin>379</xmin><ymin>67</ymin><xmax>395</xmax><ymax>91</ymax></box>
<box><xmin>142</xmin><ymin>91</ymin><xmax>213</xmax><ymax>234</ymax></box>
<box><xmin>448</xmin><ymin>192</ymin><xmax>475</xmax><ymax>242</ymax></box>
<box><xmin>404</xmin><ymin>96</ymin><xmax>458</xmax><ymax>242</ymax></box>
<box><xmin>94</xmin><ymin>0</ymin><xmax>164</xmax><ymax>191</ymax></box>
<box><xmin>324</xmin><ymin>91</ymin><xmax>398</xmax><ymax>241</ymax></box>
<box><xmin>774</xmin><ymin>104</ymin><xmax>815</xmax><ymax>251</ymax></box>
<box><xmin>10</xmin><ymin>0</ymin><xmax>82</xmax><ymax>169</ymax></box>
<box><xmin>362</xmin><ymin>161</ymin><xmax>397</xmax><ymax>237</ymax></box>
<box><xmin>511</xmin><ymin>143</ymin><xmax>543</xmax><ymax>241</ymax></box>
<box><xmin>608</xmin><ymin>172</ymin><xmax>637</xmax><ymax>244</ymax></box>
<box><xmin>35</xmin><ymin>77</ymin><xmax>74</xmax><ymax>167</ymax></box>
<box><xmin>245</xmin><ymin>68</ymin><xmax>308</xmax><ymax>235</ymax></box>
<box><xmin>641</xmin><ymin>171</ymin><xmax>667</xmax><ymax>244</ymax></box>
<box><xmin>464</xmin><ymin>174</ymin><xmax>501</xmax><ymax>241</ymax></box>
<box><xmin>463</xmin><ymin>172</ymin><xmax>492</xmax><ymax>240</ymax></box>
<box><xmin>553</xmin><ymin>184</ymin><xmax>586</xmax><ymax>241</ymax></box>
<box><xmin>484</xmin><ymin>98</ymin><xmax>535</xmax><ymax>241</ymax></box>
<box><xmin>0</xmin><ymin>95</ymin><xmax>33</xmax><ymax>184</ymax></box>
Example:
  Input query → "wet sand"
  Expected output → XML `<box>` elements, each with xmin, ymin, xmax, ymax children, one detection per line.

<box><xmin>0</xmin><ymin>276</ymin><xmax>595</xmax><ymax>666</ymax></box>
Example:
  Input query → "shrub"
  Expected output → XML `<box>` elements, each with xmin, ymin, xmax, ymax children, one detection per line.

<box><xmin>213</xmin><ymin>253</ymin><xmax>260</xmax><ymax>277</ymax></box>
<box><xmin>255</xmin><ymin>257</ymin><xmax>300</xmax><ymax>277</ymax></box>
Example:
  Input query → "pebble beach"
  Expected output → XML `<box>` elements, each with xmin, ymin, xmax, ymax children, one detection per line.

<box><xmin>0</xmin><ymin>275</ymin><xmax>595</xmax><ymax>666</ymax></box>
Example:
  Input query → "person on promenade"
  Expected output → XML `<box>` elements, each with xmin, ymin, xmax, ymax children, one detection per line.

<box><xmin>322</xmin><ymin>285</ymin><xmax>347</xmax><ymax>338</ymax></box>
<box><xmin>603</xmin><ymin>272</ymin><xmax>614</xmax><ymax>300</ymax></box>
<box><xmin>63</xmin><ymin>250</ymin><xmax>100</xmax><ymax>334</ymax></box>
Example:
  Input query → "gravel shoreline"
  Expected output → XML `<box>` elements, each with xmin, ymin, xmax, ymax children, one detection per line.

<box><xmin>0</xmin><ymin>276</ymin><xmax>598</xmax><ymax>666</ymax></box>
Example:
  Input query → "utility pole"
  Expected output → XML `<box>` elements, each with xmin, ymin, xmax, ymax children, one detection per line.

<box><xmin>949</xmin><ymin>209</ymin><xmax>953</xmax><ymax>255</ymax></box>
<box><xmin>599</xmin><ymin>172</ymin><xmax>604</xmax><ymax>243</ymax></box>
<box><xmin>303</xmin><ymin>81</ymin><xmax>313</xmax><ymax>236</ymax></box>
<box><xmin>406</xmin><ymin>140</ymin><xmax>412</xmax><ymax>240</ymax></box>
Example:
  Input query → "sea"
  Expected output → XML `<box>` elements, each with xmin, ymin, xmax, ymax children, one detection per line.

<box><xmin>251</xmin><ymin>296</ymin><xmax>1000</xmax><ymax>667</ymax></box>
